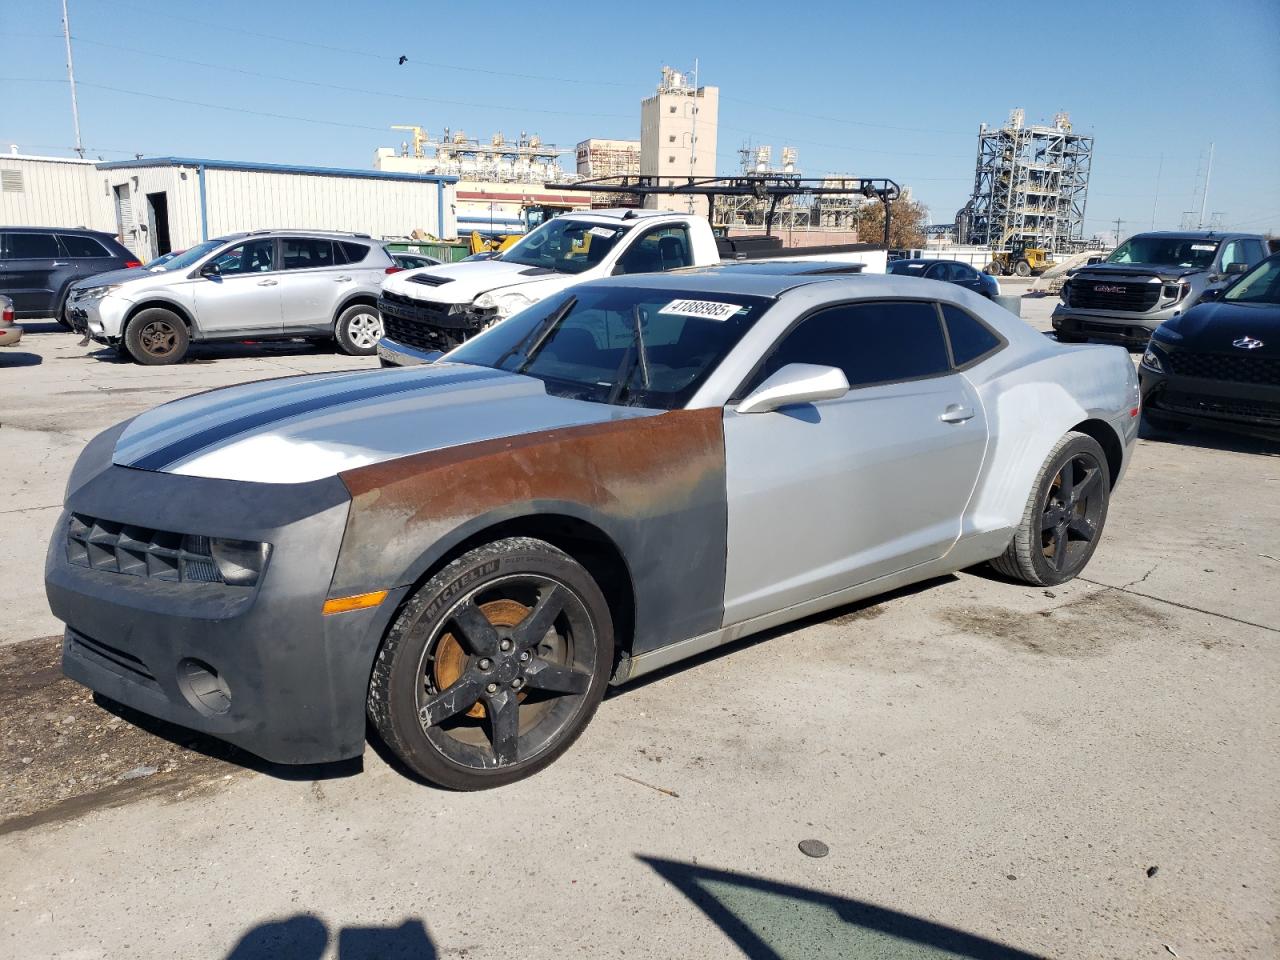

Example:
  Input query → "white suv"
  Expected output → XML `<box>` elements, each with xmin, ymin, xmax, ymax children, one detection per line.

<box><xmin>67</xmin><ymin>230</ymin><xmax>396</xmax><ymax>364</ymax></box>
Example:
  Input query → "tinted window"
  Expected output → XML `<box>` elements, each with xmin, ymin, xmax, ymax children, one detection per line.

<box><xmin>4</xmin><ymin>232</ymin><xmax>59</xmax><ymax>259</ymax></box>
<box><xmin>926</xmin><ymin>262</ymin><xmax>954</xmax><ymax>281</ymax></box>
<box><xmin>751</xmin><ymin>301</ymin><xmax>950</xmax><ymax>391</ymax></box>
<box><xmin>58</xmin><ymin>234</ymin><xmax>110</xmax><ymax>258</ymax></box>
<box><xmin>213</xmin><ymin>239</ymin><xmax>275</xmax><ymax>275</ymax></box>
<box><xmin>942</xmin><ymin>303</ymin><xmax>1002</xmax><ymax>366</ymax></box>
<box><xmin>281</xmin><ymin>238</ymin><xmax>336</xmax><ymax>270</ymax></box>
<box><xmin>953</xmin><ymin>263</ymin><xmax>978</xmax><ymax>280</ymax></box>
<box><xmin>616</xmin><ymin>226</ymin><xmax>693</xmax><ymax>274</ymax></box>
<box><xmin>448</xmin><ymin>286</ymin><xmax>774</xmax><ymax>409</ymax></box>
<box><xmin>341</xmin><ymin>241</ymin><xmax>370</xmax><ymax>264</ymax></box>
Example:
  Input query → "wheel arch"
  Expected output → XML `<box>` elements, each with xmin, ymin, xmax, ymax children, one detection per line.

<box><xmin>332</xmin><ymin>292</ymin><xmax>379</xmax><ymax>331</ymax></box>
<box><xmin>368</xmin><ymin>505</ymin><xmax>638</xmax><ymax>672</ymax></box>
<box><xmin>123</xmin><ymin>298</ymin><xmax>197</xmax><ymax>337</ymax></box>
<box><xmin>1068</xmin><ymin>416</ymin><xmax>1124</xmax><ymax>488</ymax></box>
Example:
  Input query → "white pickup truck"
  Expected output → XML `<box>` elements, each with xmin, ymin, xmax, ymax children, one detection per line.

<box><xmin>376</xmin><ymin>208</ymin><xmax>886</xmax><ymax>366</ymax></box>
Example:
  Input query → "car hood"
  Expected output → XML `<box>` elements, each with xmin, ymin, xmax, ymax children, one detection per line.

<box><xmin>71</xmin><ymin>267</ymin><xmax>152</xmax><ymax>288</ymax></box>
<box><xmin>382</xmin><ymin>259</ymin><xmax>575</xmax><ymax>305</ymax></box>
<box><xmin>112</xmin><ymin>362</ymin><xmax>656</xmax><ymax>484</ymax></box>
<box><xmin>1073</xmin><ymin>262</ymin><xmax>1204</xmax><ymax>282</ymax></box>
<box><xmin>1159</xmin><ymin>300</ymin><xmax>1280</xmax><ymax>356</ymax></box>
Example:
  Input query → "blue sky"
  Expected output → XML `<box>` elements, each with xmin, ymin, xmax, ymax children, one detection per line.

<box><xmin>4</xmin><ymin>0</ymin><xmax>1279</xmax><ymax>237</ymax></box>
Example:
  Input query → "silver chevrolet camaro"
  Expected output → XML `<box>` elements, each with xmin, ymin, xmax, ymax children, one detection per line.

<box><xmin>47</xmin><ymin>267</ymin><xmax>1139</xmax><ymax>789</ymax></box>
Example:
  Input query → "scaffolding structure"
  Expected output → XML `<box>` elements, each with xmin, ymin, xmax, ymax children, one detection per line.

<box><xmin>959</xmin><ymin>109</ymin><xmax>1093</xmax><ymax>253</ymax></box>
<box><xmin>575</xmin><ymin>138</ymin><xmax>642</xmax><ymax>207</ymax></box>
<box><xmin>388</xmin><ymin>125</ymin><xmax>574</xmax><ymax>184</ymax></box>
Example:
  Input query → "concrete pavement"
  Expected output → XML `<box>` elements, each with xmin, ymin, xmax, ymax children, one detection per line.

<box><xmin>1</xmin><ymin>301</ymin><xmax>1277</xmax><ymax>959</ymax></box>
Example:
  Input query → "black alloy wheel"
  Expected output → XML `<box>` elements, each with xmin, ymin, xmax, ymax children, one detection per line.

<box><xmin>1039</xmin><ymin>452</ymin><xmax>1105</xmax><ymax>575</ymax></box>
<box><xmin>369</xmin><ymin>538</ymin><xmax>612</xmax><ymax>790</ymax></box>
<box><xmin>991</xmin><ymin>431</ymin><xmax>1111</xmax><ymax>586</ymax></box>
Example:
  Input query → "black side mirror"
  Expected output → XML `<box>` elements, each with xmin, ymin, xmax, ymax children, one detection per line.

<box><xmin>1197</xmin><ymin>287</ymin><xmax>1222</xmax><ymax>302</ymax></box>
<box><xmin>200</xmin><ymin>262</ymin><xmax>221</xmax><ymax>278</ymax></box>
<box><xmin>1225</xmin><ymin>262</ymin><xmax>1249</xmax><ymax>275</ymax></box>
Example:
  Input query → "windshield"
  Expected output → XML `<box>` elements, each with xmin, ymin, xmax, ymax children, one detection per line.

<box><xmin>160</xmin><ymin>239</ymin><xmax>226</xmax><ymax>272</ymax></box>
<box><xmin>1107</xmin><ymin>236</ymin><xmax>1219</xmax><ymax>269</ymax></box>
<box><xmin>1223</xmin><ymin>256</ymin><xmax>1280</xmax><ymax>305</ymax></box>
<box><xmin>498</xmin><ymin>219</ymin><xmax>625</xmax><ymax>275</ymax></box>
<box><xmin>446</xmin><ymin>285</ymin><xmax>774</xmax><ymax>409</ymax></box>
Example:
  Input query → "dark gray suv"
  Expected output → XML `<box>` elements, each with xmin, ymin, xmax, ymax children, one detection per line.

<box><xmin>0</xmin><ymin>227</ymin><xmax>139</xmax><ymax>326</ymax></box>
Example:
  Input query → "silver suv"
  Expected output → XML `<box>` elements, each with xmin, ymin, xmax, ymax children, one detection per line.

<box><xmin>1051</xmin><ymin>230</ymin><xmax>1270</xmax><ymax>346</ymax></box>
<box><xmin>67</xmin><ymin>230</ymin><xmax>395</xmax><ymax>364</ymax></box>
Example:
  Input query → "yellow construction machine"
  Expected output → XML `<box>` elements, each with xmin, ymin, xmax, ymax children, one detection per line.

<box><xmin>467</xmin><ymin>203</ymin><xmax>578</xmax><ymax>256</ymax></box>
<box><xmin>987</xmin><ymin>239</ymin><xmax>1055</xmax><ymax>277</ymax></box>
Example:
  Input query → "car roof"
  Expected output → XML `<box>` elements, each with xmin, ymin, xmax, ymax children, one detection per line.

<box><xmin>2</xmin><ymin>225</ymin><xmax>116</xmax><ymax>237</ymax></box>
<box><xmin>1127</xmin><ymin>230</ymin><xmax>1262</xmax><ymax>240</ymax></box>
<box><xmin>676</xmin><ymin>260</ymin><xmax>867</xmax><ymax>277</ymax></box>
<box><xmin>890</xmin><ymin>258</ymin><xmax>969</xmax><ymax>266</ymax></box>
<box><xmin>586</xmin><ymin>269</ymin><xmax>871</xmax><ymax>298</ymax></box>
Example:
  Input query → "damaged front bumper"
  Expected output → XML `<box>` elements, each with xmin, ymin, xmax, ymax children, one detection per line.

<box><xmin>45</xmin><ymin>423</ymin><xmax>407</xmax><ymax>765</ymax></box>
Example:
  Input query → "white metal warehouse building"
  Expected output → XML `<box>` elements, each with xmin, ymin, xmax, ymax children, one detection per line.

<box><xmin>0</xmin><ymin>153</ymin><xmax>458</xmax><ymax>261</ymax></box>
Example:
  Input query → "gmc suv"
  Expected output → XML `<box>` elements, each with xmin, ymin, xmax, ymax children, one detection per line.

<box><xmin>1052</xmin><ymin>231</ymin><xmax>1270</xmax><ymax>346</ymax></box>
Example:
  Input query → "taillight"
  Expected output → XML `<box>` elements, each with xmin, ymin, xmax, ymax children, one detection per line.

<box><xmin>2</xmin><ymin>305</ymin><xmax>13</xmax><ymax>323</ymax></box>
<box><xmin>124</xmin><ymin>260</ymin><xmax>142</xmax><ymax>268</ymax></box>
<box><xmin>385</xmin><ymin>266</ymin><xmax>404</xmax><ymax>274</ymax></box>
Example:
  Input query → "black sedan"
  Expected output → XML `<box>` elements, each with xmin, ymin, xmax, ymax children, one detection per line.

<box><xmin>1140</xmin><ymin>253</ymin><xmax>1280</xmax><ymax>440</ymax></box>
<box><xmin>887</xmin><ymin>258</ymin><xmax>1001</xmax><ymax>298</ymax></box>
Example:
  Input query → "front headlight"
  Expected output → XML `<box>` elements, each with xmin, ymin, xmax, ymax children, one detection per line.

<box><xmin>474</xmin><ymin>290</ymin><xmax>534</xmax><ymax>318</ymax></box>
<box><xmin>209</xmin><ymin>538</ymin><xmax>271</xmax><ymax>586</ymax></box>
<box><xmin>79</xmin><ymin>283</ymin><xmax>121</xmax><ymax>300</ymax></box>
<box><xmin>1141</xmin><ymin>347</ymin><xmax>1165</xmax><ymax>373</ymax></box>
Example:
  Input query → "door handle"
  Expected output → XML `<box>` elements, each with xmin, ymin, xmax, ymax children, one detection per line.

<box><xmin>257</xmin><ymin>279</ymin><xmax>278</xmax><ymax>286</ymax></box>
<box><xmin>52</xmin><ymin>261</ymin><xmax>69</xmax><ymax>267</ymax></box>
<box><xmin>939</xmin><ymin>403</ymin><xmax>975</xmax><ymax>423</ymax></box>
<box><xmin>334</xmin><ymin>276</ymin><xmax>352</xmax><ymax>282</ymax></box>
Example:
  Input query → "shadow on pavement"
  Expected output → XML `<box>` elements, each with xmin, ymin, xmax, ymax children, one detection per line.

<box><xmin>640</xmin><ymin>856</ymin><xmax>1044</xmax><ymax>960</ymax></box>
<box><xmin>94</xmin><ymin>692</ymin><xmax>363</xmax><ymax>783</ymax></box>
<box><xmin>0</xmin><ymin>350</ymin><xmax>43</xmax><ymax>367</ymax></box>
<box><xmin>1139</xmin><ymin>419</ymin><xmax>1277</xmax><ymax>455</ymax></box>
<box><xmin>224</xmin><ymin>915</ymin><xmax>436</xmax><ymax>959</ymax></box>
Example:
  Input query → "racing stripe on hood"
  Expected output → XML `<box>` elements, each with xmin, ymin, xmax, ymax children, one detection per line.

<box><xmin>127</xmin><ymin>367</ymin><xmax>505</xmax><ymax>472</ymax></box>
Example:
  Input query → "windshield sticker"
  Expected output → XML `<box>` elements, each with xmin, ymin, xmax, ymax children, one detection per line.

<box><xmin>658</xmin><ymin>299</ymin><xmax>743</xmax><ymax>321</ymax></box>
<box><xmin>588</xmin><ymin>227</ymin><xmax>617</xmax><ymax>239</ymax></box>
<box><xmin>1190</xmin><ymin>244</ymin><xmax>1216</xmax><ymax>251</ymax></box>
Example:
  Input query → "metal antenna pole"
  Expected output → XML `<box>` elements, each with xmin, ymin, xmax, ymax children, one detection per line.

<box><xmin>687</xmin><ymin>57</ymin><xmax>699</xmax><ymax>215</ymax></box>
<box><xmin>1113</xmin><ymin>217</ymin><xmax>1125</xmax><ymax>245</ymax></box>
<box><xmin>1150</xmin><ymin>153</ymin><xmax>1162</xmax><ymax>230</ymax></box>
<box><xmin>61</xmin><ymin>0</ymin><xmax>84</xmax><ymax>158</ymax></box>
<box><xmin>1198</xmin><ymin>141</ymin><xmax>1213</xmax><ymax>229</ymax></box>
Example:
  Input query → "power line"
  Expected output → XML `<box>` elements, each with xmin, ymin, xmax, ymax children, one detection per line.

<box><xmin>87</xmin><ymin>0</ymin><xmax>635</xmax><ymax>88</ymax></box>
<box><xmin>66</xmin><ymin>36</ymin><xmax>632</xmax><ymax>120</ymax></box>
<box><xmin>718</xmin><ymin>94</ymin><xmax>972</xmax><ymax>137</ymax></box>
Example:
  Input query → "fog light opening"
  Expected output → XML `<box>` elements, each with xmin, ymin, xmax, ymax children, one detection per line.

<box><xmin>177</xmin><ymin>658</ymin><xmax>232</xmax><ymax>716</ymax></box>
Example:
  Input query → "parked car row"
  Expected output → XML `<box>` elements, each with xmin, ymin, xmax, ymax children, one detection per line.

<box><xmin>0</xmin><ymin>225</ymin><xmax>447</xmax><ymax>364</ymax></box>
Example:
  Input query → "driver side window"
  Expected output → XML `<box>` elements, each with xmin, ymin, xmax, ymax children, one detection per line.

<box><xmin>214</xmin><ymin>239</ymin><xmax>275</xmax><ymax>275</ymax></box>
<box><xmin>615</xmin><ymin>226</ymin><xmax>692</xmax><ymax>275</ymax></box>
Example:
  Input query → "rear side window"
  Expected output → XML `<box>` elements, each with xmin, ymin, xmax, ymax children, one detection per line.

<box><xmin>750</xmin><ymin>301</ymin><xmax>950</xmax><ymax>391</ymax></box>
<box><xmin>340</xmin><ymin>242</ymin><xmax>370</xmax><ymax>264</ymax></box>
<box><xmin>942</xmin><ymin>303</ymin><xmax>1002</xmax><ymax>366</ymax></box>
<box><xmin>58</xmin><ymin>234</ymin><xmax>111</xmax><ymax>257</ymax></box>
<box><xmin>3</xmin><ymin>232</ymin><xmax>59</xmax><ymax>259</ymax></box>
<box><xmin>281</xmin><ymin>238</ymin><xmax>337</xmax><ymax>270</ymax></box>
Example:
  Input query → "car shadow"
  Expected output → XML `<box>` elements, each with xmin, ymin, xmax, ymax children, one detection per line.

<box><xmin>0</xmin><ymin>350</ymin><xmax>43</xmax><ymax>367</ymax></box>
<box><xmin>224</xmin><ymin>915</ymin><xmax>437</xmax><ymax>960</ymax></box>
<box><xmin>81</xmin><ymin>338</ymin><xmax>344</xmax><ymax>364</ymax></box>
<box><xmin>609</xmin><ymin>575</ymin><xmax>955</xmax><ymax>698</ymax></box>
<box><xmin>92</xmin><ymin>693</ymin><xmax>363</xmax><ymax>783</ymax></box>
<box><xmin>16</xmin><ymin>320</ymin><xmax>70</xmax><ymax>334</ymax></box>
<box><xmin>1139</xmin><ymin>419</ymin><xmax>1277</xmax><ymax>455</ymax></box>
<box><xmin>640</xmin><ymin>855</ymin><xmax>1045</xmax><ymax>959</ymax></box>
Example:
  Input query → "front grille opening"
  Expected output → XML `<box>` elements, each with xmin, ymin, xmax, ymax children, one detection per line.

<box><xmin>66</xmin><ymin>514</ymin><xmax>225</xmax><ymax>583</ymax></box>
<box><xmin>70</xmin><ymin>630</ymin><xmax>158</xmax><ymax>685</ymax></box>
<box><xmin>1164</xmin><ymin>352</ymin><xmax>1280</xmax><ymax>385</ymax></box>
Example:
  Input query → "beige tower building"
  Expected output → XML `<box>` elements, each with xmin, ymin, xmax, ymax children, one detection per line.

<box><xmin>640</xmin><ymin>66</ymin><xmax>719</xmax><ymax>214</ymax></box>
